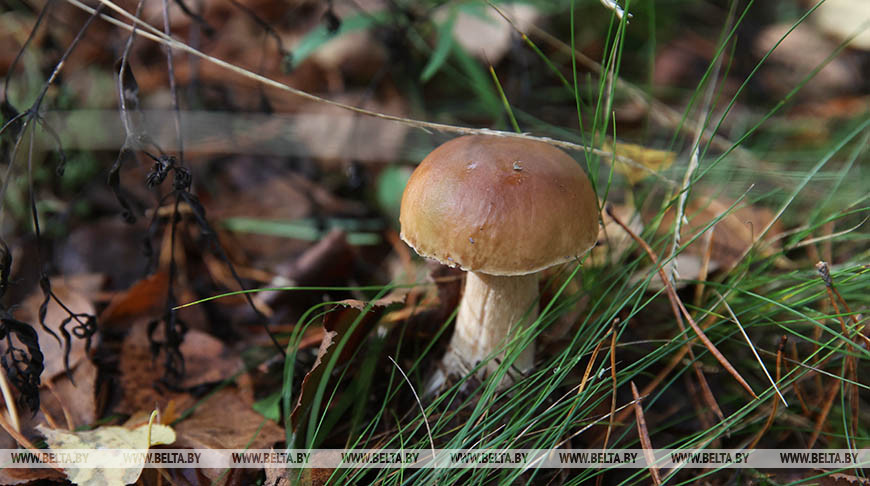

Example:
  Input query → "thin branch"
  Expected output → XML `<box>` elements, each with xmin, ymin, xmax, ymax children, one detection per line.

<box><xmin>631</xmin><ymin>382</ymin><xmax>661</xmax><ymax>485</ymax></box>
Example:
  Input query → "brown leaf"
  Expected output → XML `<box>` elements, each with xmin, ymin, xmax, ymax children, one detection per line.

<box><xmin>8</xmin><ymin>277</ymin><xmax>97</xmax><ymax>379</ymax></box>
<box><xmin>0</xmin><ymin>467</ymin><xmax>66</xmax><ymax>485</ymax></box>
<box><xmin>289</xmin><ymin>330</ymin><xmax>337</xmax><ymax>430</ymax></box>
<box><xmin>657</xmin><ymin>194</ymin><xmax>785</xmax><ymax>270</ymax></box>
<box><xmin>175</xmin><ymin>388</ymin><xmax>284</xmax><ymax>481</ymax></box>
<box><xmin>265</xmin><ymin>461</ymin><xmax>334</xmax><ymax>486</ymax></box>
<box><xmin>286</xmin><ymin>229</ymin><xmax>356</xmax><ymax>286</ymax></box>
<box><xmin>99</xmin><ymin>271</ymin><xmax>169</xmax><ymax>328</ymax></box>
<box><xmin>117</xmin><ymin>321</ymin><xmax>243</xmax><ymax>414</ymax></box>
<box><xmin>41</xmin><ymin>359</ymin><xmax>99</xmax><ymax>430</ymax></box>
<box><xmin>820</xmin><ymin>472</ymin><xmax>870</xmax><ymax>486</ymax></box>
<box><xmin>334</xmin><ymin>289</ymin><xmax>407</xmax><ymax>311</ymax></box>
<box><xmin>290</xmin><ymin>292</ymin><xmax>404</xmax><ymax>433</ymax></box>
<box><xmin>754</xmin><ymin>22</ymin><xmax>860</xmax><ymax>96</ymax></box>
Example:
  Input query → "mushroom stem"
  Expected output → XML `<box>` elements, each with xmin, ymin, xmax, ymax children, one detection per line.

<box><xmin>442</xmin><ymin>271</ymin><xmax>538</xmax><ymax>380</ymax></box>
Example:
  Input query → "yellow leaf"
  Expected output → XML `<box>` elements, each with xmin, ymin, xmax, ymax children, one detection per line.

<box><xmin>36</xmin><ymin>422</ymin><xmax>175</xmax><ymax>486</ymax></box>
<box><xmin>604</xmin><ymin>140</ymin><xmax>676</xmax><ymax>184</ymax></box>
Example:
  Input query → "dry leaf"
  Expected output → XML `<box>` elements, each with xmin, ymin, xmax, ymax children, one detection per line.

<box><xmin>99</xmin><ymin>271</ymin><xmax>169</xmax><ymax>328</ymax></box>
<box><xmin>290</xmin><ymin>293</ymin><xmax>403</xmax><ymax>433</ymax></box>
<box><xmin>820</xmin><ymin>471</ymin><xmax>870</xmax><ymax>485</ymax></box>
<box><xmin>813</xmin><ymin>0</ymin><xmax>870</xmax><ymax>50</ymax></box>
<box><xmin>292</xmin><ymin>89</ymin><xmax>409</xmax><ymax>166</ymax></box>
<box><xmin>657</xmin><ymin>194</ymin><xmax>785</xmax><ymax>270</ymax></box>
<box><xmin>265</xmin><ymin>462</ymin><xmax>334</xmax><ymax>486</ymax></box>
<box><xmin>174</xmin><ymin>388</ymin><xmax>284</xmax><ymax>481</ymax></box>
<box><xmin>41</xmin><ymin>359</ymin><xmax>99</xmax><ymax>430</ymax></box>
<box><xmin>8</xmin><ymin>278</ymin><xmax>98</xmax><ymax>379</ymax></box>
<box><xmin>37</xmin><ymin>421</ymin><xmax>175</xmax><ymax>486</ymax></box>
<box><xmin>118</xmin><ymin>321</ymin><xmax>242</xmax><ymax>414</ymax></box>
<box><xmin>437</xmin><ymin>3</ymin><xmax>539</xmax><ymax>64</ymax></box>
<box><xmin>0</xmin><ymin>466</ymin><xmax>65</xmax><ymax>485</ymax></box>
<box><xmin>604</xmin><ymin>140</ymin><xmax>676</xmax><ymax>185</ymax></box>
<box><xmin>755</xmin><ymin>23</ymin><xmax>859</xmax><ymax>96</ymax></box>
<box><xmin>590</xmin><ymin>203</ymin><xmax>644</xmax><ymax>266</ymax></box>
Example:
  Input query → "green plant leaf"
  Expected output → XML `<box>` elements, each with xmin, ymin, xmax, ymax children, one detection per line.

<box><xmin>291</xmin><ymin>11</ymin><xmax>387</xmax><ymax>70</ymax></box>
<box><xmin>421</xmin><ymin>6</ymin><xmax>458</xmax><ymax>82</ymax></box>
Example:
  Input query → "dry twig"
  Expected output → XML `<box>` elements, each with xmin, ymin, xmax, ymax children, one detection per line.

<box><xmin>631</xmin><ymin>382</ymin><xmax>661</xmax><ymax>485</ymax></box>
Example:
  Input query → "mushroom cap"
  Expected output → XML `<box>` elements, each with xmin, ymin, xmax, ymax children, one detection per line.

<box><xmin>400</xmin><ymin>135</ymin><xmax>599</xmax><ymax>276</ymax></box>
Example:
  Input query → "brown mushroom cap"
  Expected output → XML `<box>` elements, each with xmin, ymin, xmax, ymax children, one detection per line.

<box><xmin>400</xmin><ymin>135</ymin><xmax>599</xmax><ymax>276</ymax></box>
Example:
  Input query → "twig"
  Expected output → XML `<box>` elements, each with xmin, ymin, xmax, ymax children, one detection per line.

<box><xmin>807</xmin><ymin>378</ymin><xmax>839</xmax><ymax>448</ymax></box>
<box><xmin>788</xmin><ymin>340</ymin><xmax>811</xmax><ymax>417</ymax></box>
<box><xmin>602</xmin><ymin>319</ymin><xmax>619</xmax><ymax>450</ymax></box>
<box><xmin>817</xmin><ymin>261</ymin><xmax>863</xmax><ymax>444</ymax></box>
<box><xmin>2</xmin><ymin>0</ymin><xmax>55</xmax><ymax>102</ymax></box>
<box><xmin>631</xmin><ymin>382</ymin><xmax>661</xmax><ymax>485</ymax></box>
<box><xmin>578</xmin><ymin>329</ymin><xmax>608</xmax><ymax>396</ymax></box>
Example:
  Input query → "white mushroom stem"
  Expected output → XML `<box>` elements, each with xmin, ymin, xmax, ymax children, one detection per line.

<box><xmin>442</xmin><ymin>271</ymin><xmax>539</xmax><ymax>380</ymax></box>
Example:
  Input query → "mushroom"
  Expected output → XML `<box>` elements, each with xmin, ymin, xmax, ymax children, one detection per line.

<box><xmin>399</xmin><ymin>135</ymin><xmax>599</xmax><ymax>390</ymax></box>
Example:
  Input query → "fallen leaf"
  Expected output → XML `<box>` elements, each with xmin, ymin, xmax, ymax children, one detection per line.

<box><xmin>99</xmin><ymin>271</ymin><xmax>169</xmax><ymax>328</ymax></box>
<box><xmin>8</xmin><ymin>277</ymin><xmax>98</xmax><ymax>380</ymax></box>
<box><xmin>813</xmin><ymin>0</ymin><xmax>870</xmax><ymax>50</ymax></box>
<box><xmin>604</xmin><ymin>140</ymin><xmax>676</xmax><ymax>185</ymax></box>
<box><xmin>117</xmin><ymin>321</ymin><xmax>242</xmax><ymax>414</ymax></box>
<box><xmin>656</xmin><ymin>194</ymin><xmax>785</xmax><ymax>270</ymax></box>
<box><xmin>0</xmin><ymin>467</ymin><xmax>65</xmax><ymax>485</ymax></box>
<box><xmin>754</xmin><ymin>22</ymin><xmax>859</xmax><ymax>96</ymax></box>
<box><xmin>58</xmin><ymin>218</ymin><xmax>152</xmax><ymax>291</ymax></box>
<box><xmin>41</xmin><ymin>359</ymin><xmax>99</xmax><ymax>430</ymax></box>
<box><xmin>819</xmin><ymin>471</ymin><xmax>870</xmax><ymax>485</ymax></box>
<box><xmin>290</xmin><ymin>292</ymin><xmax>404</xmax><ymax>438</ymax></box>
<box><xmin>37</xmin><ymin>421</ymin><xmax>175</xmax><ymax>486</ymax></box>
<box><xmin>590</xmin><ymin>203</ymin><xmax>644</xmax><ymax>266</ymax></box>
<box><xmin>265</xmin><ymin>462</ymin><xmax>334</xmax><ymax>486</ymax></box>
<box><xmin>435</xmin><ymin>3</ymin><xmax>540</xmax><ymax>64</ymax></box>
<box><xmin>174</xmin><ymin>388</ymin><xmax>284</xmax><ymax>481</ymax></box>
<box><xmin>291</xmin><ymin>89</ymin><xmax>409</xmax><ymax>167</ymax></box>
<box><xmin>333</xmin><ymin>289</ymin><xmax>407</xmax><ymax>311</ymax></box>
